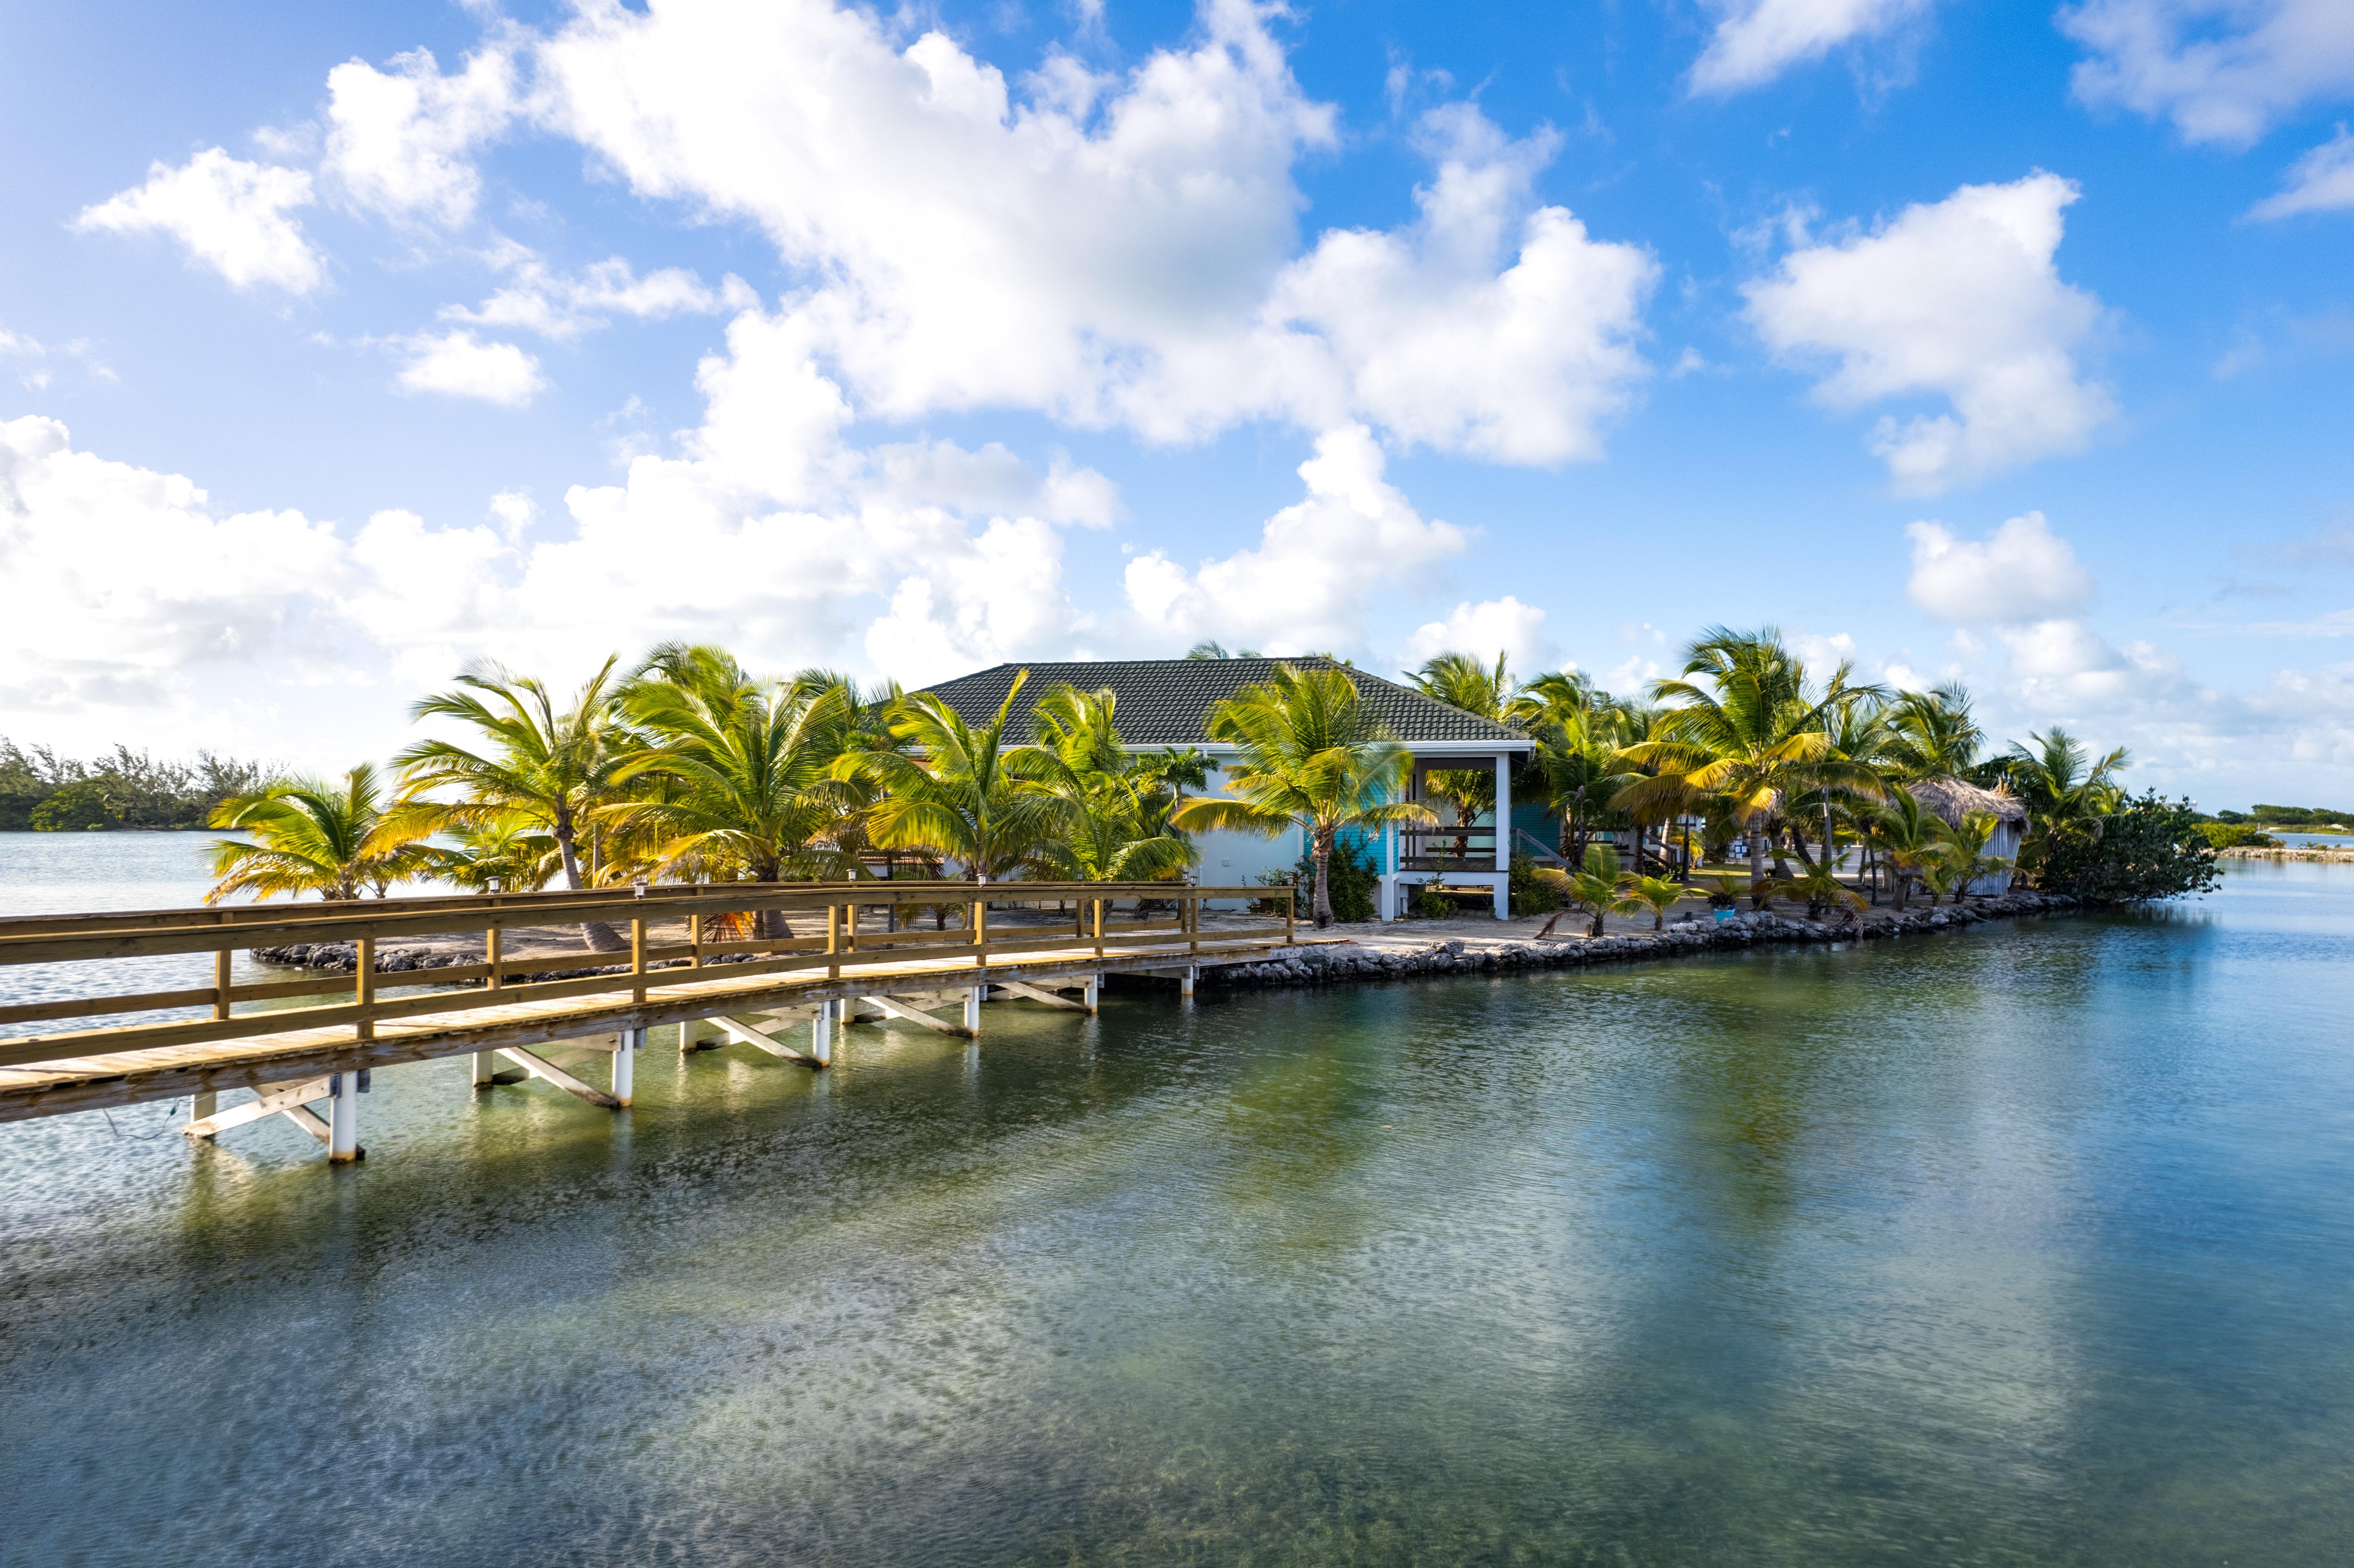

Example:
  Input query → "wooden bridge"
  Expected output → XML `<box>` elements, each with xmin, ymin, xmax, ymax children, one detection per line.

<box><xmin>0</xmin><ymin>880</ymin><xmax>1297</xmax><ymax>1162</ymax></box>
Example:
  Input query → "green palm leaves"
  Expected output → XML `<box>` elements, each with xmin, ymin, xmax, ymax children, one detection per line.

<box><xmin>1174</xmin><ymin>664</ymin><xmax>1435</xmax><ymax>928</ymax></box>
<box><xmin>1619</xmin><ymin>626</ymin><xmax>1886</xmax><ymax>889</ymax></box>
<box><xmin>847</xmin><ymin>673</ymin><xmax>1077</xmax><ymax>882</ymax></box>
<box><xmin>2006</xmin><ymin>728</ymin><xmax>2128</xmax><ymax>876</ymax></box>
<box><xmin>205</xmin><ymin>764</ymin><xmax>446</xmax><ymax>902</ymax></box>
<box><xmin>603</xmin><ymin>644</ymin><xmax>876</xmax><ymax>888</ymax></box>
<box><xmin>1026</xmin><ymin>685</ymin><xmax>1202</xmax><ymax>883</ymax></box>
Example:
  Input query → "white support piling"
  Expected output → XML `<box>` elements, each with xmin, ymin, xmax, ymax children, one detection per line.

<box><xmin>327</xmin><ymin>1071</ymin><xmax>361</xmax><ymax>1163</ymax></box>
<box><xmin>472</xmin><ymin>1050</ymin><xmax>498</xmax><ymax>1086</ymax></box>
<box><xmin>191</xmin><ymin>1089</ymin><xmax>217</xmax><ymax>1123</ymax></box>
<box><xmin>813</xmin><ymin>1000</ymin><xmax>836</xmax><ymax>1063</ymax></box>
<box><xmin>963</xmin><ymin>986</ymin><xmax>983</xmax><ymax>1035</ymax></box>
<box><xmin>1180</xmin><ymin>966</ymin><xmax>1196</xmax><ymax>999</ymax></box>
<box><xmin>1084</xmin><ymin>974</ymin><xmax>1100</xmax><ymax>1014</ymax></box>
<box><xmin>612</xmin><ymin>1027</ymin><xmax>637</xmax><ymax>1106</ymax></box>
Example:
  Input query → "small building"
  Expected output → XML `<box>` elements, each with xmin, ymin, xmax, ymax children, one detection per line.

<box><xmin>1907</xmin><ymin>776</ymin><xmax>2027</xmax><ymax>893</ymax></box>
<box><xmin>915</xmin><ymin>657</ymin><xmax>1533</xmax><ymax>919</ymax></box>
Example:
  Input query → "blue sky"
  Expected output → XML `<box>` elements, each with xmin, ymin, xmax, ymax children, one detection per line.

<box><xmin>2</xmin><ymin>0</ymin><xmax>2350</xmax><ymax>807</ymax></box>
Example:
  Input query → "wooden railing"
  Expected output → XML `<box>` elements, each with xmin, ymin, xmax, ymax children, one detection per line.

<box><xmin>0</xmin><ymin>880</ymin><xmax>1294</xmax><ymax>1070</ymax></box>
<box><xmin>1397</xmin><ymin>825</ymin><xmax>1499</xmax><ymax>873</ymax></box>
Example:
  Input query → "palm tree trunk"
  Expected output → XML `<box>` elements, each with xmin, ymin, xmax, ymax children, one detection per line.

<box><xmin>1312</xmin><ymin>828</ymin><xmax>1335</xmax><ymax>928</ymax></box>
<box><xmin>555</xmin><ymin>806</ymin><xmax>630</xmax><ymax>952</ymax></box>
<box><xmin>1747</xmin><ymin>819</ymin><xmax>1767</xmax><ymax>903</ymax></box>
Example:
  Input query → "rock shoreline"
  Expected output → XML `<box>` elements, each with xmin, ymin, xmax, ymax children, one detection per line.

<box><xmin>1189</xmin><ymin>890</ymin><xmax>2084</xmax><ymax>992</ymax></box>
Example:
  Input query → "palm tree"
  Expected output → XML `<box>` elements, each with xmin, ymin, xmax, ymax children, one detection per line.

<box><xmin>601</xmin><ymin>646</ymin><xmax>877</xmax><ymax>935</ymax></box>
<box><xmin>2004</xmin><ymin>728</ymin><xmax>2128</xmax><ymax>881</ymax></box>
<box><xmin>1624</xmin><ymin>872</ymin><xmax>1688</xmax><ymax>930</ymax></box>
<box><xmin>1171</xmin><ymin>664</ymin><xmax>1437</xmax><ymax>927</ymax></box>
<box><xmin>1026</xmin><ymin>684</ymin><xmax>1200</xmax><ymax>883</ymax></box>
<box><xmin>1770</xmin><ymin>861</ymin><xmax>1868</xmax><ymax>921</ymax></box>
<box><xmin>1940</xmin><ymin>809</ymin><xmax>2015</xmax><ymax>901</ymax></box>
<box><xmin>1882</xmin><ymin>682</ymin><xmax>1983</xmax><ymax>781</ymax></box>
<box><xmin>1868</xmin><ymin>788</ymin><xmax>1953</xmax><ymax>911</ymax></box>
<box><xmin>397</xmin><ymin>657</ymin><xmax>634</xmax><ymax>949</ymax></box>
<box><xmin>846</xmin><ymin>672</ymin><xmax>1076</xmax><ymax>882</ymax></box>
<box><xmin>205</xmin><ymin>765</ymin><xmax>447</xmax><ymax>902</ymax></box>
<box><xmin>1510</xmin><ymin>674</ymin><xmax>1642</xmax><ymax>869</ymax></box>
<box><xmin>1616</xmin><ymin>627</ymin><xmax>1886</xmax><ymax>894</ymax></box>
<box><xmin>443</xmin><ymin>810</ymin><xmax>557</xmax><ymax>893</ymax></box>
<box><xmin>1559</xmin><ymin>843</ymin><xmax>1638</xmax><ymax>936</ymax></box>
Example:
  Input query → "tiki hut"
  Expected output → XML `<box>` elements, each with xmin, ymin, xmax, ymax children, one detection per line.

<box><xmin>1906</xmin><ymin>776</ymin><xmax>2027</xmax><ymax>893</ymax></box>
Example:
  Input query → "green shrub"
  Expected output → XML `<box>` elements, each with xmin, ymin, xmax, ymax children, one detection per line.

<box><xmin>2197</xmin><ymin>822</ymin><xmax>2279</xmax><ymax>849</ymax></box>
<box><xmin>1508</xmin><ymin>851</ymin><xmax>1558</xmax><ymax>916</ymax></box>
<box><xmin>2041</xmin><ymin>792</ymin><xmax>2220</xmax><ymax>902</ymax></box>
<box><xmin>30</xmin><ymin>780</ymin><xmax>117</xmax><ymax>831</ymax></box>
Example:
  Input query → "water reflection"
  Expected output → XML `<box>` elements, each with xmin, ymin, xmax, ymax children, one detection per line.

<box><xmin>0</xmin><ymin>864</ymin><xmax>2351</xmax><ymax>1564</ymax></box>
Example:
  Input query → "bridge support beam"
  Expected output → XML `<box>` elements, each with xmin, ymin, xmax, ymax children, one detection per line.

<box><xmin>327</xmin><ymin>1071</ymin><xmax>362</xmax><ymax>1162</ymax></box>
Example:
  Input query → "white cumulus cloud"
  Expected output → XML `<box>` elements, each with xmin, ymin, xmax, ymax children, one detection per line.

<box><xmin>1743</xmin><ymin>171</ymin><xmax>2115</xmax><ymax>494</ymax></box>
<box><xmin>2061</xmin><ymin>0</ymin><xmax>2354</xmax><ymax>147</ymax></box>
<box><xmin>1906</xmin><ymin>510</ymin><xmax>2096</xmax><ymax>624</ymax></box>
<box><xmin>74</xmin><ymin>148</ymin><xmax>325</xmax><ymax>293</ymax></box>
<box><xmin>1121</xmin><ymin>424</ymin><xmax>1468</xmax><ymax>654</ymax></box>
<box><xmin>444</xmin><ymin>243</ymin><xmax>759</xmax><ymax>340</ymax></box>
<box><xmin>392</xmin><ymin>330</ymin><xmax>547</xmax><ymax>405</ymax></box>
<box><xmin>2249</xmin><ymin>125</ymin><xmax>2354</xmax><ymax>218</ymax></box>
<box><xmin>1402</xmin><ymin>596</ymin><xmax>1556</xmax><ymax>672</ymax></box>
<box><xmin>525</xmin><ymin>0</ymin><xmax>1651</xmax><ymax>462</ymax></box>
<box><xmin>1690</xmin><ymin>0</ymin><xmax>1935</xmax><ymax>95</ymax></box>
<box><xmin>324</xmin><ymin>46</ymin><xmax>517</xmax><ymax>224</ymax></box>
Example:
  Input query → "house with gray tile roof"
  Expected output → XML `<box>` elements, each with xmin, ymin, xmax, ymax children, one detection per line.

<box><xmin>914</xmin><ymin>657</ymin><xmax>1535</xmax><ymax>919</ymax></box>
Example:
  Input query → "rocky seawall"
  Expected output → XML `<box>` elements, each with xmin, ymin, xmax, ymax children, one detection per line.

<box><xmin>2217</xmin><ymin>846</ymin><xmax>2354</xmax><ymax>862</ymax></box>
<box><xmin>1196</xmin><ymin>890</ymin><xmax>2084</xmax><ymax>991</ymax></box>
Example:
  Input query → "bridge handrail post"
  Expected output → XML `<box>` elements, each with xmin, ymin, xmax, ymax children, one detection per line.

<box><xmin>827</xmin><ymin>902</ymin><xmax>840</xmax><ymax>980</ymax></box>
<box><xmin>1286</xmin><ymin>886</ymin><xmax>1295</xmax><ymax>946</ymax></box>
<box><xmin>212</xmin><ymin>915</ymin><xmax>232</xmax><ymax>1023</ymax></box>
<box><xmin>630</xmin><ymin>878</ymin><xmax>648</xmax><ymax>1005</ymax></box>
<box><xmin>355</xmin><ymin>935</ymin><xmax>376</xmax><ymax>1041</ymax></box>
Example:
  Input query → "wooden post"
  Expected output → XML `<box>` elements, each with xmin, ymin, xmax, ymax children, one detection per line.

<box><xmin>1093</xmin><ymin>896</ymin><xmax>1105</xmax><ymax>961</ymax></box>
<box><xmin>487</xmin><ymin>920</ymin><xmax>503</xmax><ymax>989</ymax></box>
<box><xmin>845</xmin><ymin>900</ymin><xmax>858</xmax><ymax>955</ymax></box>
<box><xmin>327</xmin><ymin>1071</ymin><xmax>361</xmax><ymax>1161</ymax></box>
<box><xmin>828</xmin><ymin>902</ymin><xmax>840</xmax><ymax>979</ymax></box>
<box><xmin>973</xmin><ymin>897</ymin><xmax>988</xmax><ymax>964</ymax></box>
<box><xmin>630</xmin><ymin>878</ymin><xmax>648</xmax><ymax>1005</ymax></box>
<box><xmin>1286</xmin><ymin>887</ymin><xmax>1295</xmax><ymax>946</ymax></box>
<box><xmin>212</xmin><ymin>927</ymin><xmax>232</xmax><ymax>1022</ymax></box>
<box><xmin>689</xmin><ymin>906</ymin><xmax>703</xmax><ymax>969</ymax></box>
<box><xmin>355</xmin><ymin>936</ymin><xmax>375</xmax><ymax>1041</ymax></box>
<box><xmin>1189</xmin><ymin>889</ymin><xmax>1201</xmax><ymax>955</ymax></box>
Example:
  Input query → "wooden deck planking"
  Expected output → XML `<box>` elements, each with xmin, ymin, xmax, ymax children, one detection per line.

<box><xmin>0</xmin><ymin>934</ymin><xmax>1291</xmax><ymax>1123</ymax></box>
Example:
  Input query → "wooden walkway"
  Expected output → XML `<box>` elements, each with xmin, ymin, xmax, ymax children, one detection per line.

<box><xmin>0</xmin><ymin>879</ymin><xmax>1296</xmax><ymax>1160</ymax></box>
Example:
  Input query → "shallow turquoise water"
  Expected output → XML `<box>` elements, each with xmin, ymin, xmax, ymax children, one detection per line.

<box><xmin>0</xmin><ymin>842</ymin><xmax>2348</xmax><ymax>1565</ymax></box>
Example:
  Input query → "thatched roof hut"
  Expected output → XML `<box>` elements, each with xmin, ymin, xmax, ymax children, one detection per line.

<box><xmin>1905</xmin><ymin>776</ymin><xmax>2026</xmax><ymax>828</ymax></box>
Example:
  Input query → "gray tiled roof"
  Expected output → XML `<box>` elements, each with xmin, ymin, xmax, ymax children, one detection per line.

<box><xmin>912</xmin><ymin>658</ymin><xmax>1526</xmax><ymax>747</ymax></box>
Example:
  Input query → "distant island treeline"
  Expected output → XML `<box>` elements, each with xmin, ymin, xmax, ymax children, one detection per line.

<box><xmin>0</xmin><ymin>739</ymin><xmax>267</xmax><ymax>831</ymax></box>
<box><xmin>2216</xmin><ymin>805</ymin><xmax>2354</xmax><ymax>831</ymax></box>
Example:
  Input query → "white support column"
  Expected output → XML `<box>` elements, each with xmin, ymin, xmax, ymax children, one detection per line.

<box><xmin>1084</xmin><ymin>974</ymin><xmax>1100</xmax><ymax>1014</ymax></box>
<box><xmin>1180</xmin><ymin>966</ymin><xmax>1196</xmax><ymax>999</ymax></box>
<box><xmin>963</xmin><ymin>986</ymin><xmax>984</xmax><ymax>1034</ymax></box>
<box><xmin>473</xmin><ymin>1050</ymin><xmax>498</xmax><ymax>1086</ymax></box>
<box><xmin>612</xmin><ymin>1028</ymin><xmax>637</xmax><ymax>1106</ymax></box>
<box><xmin>327</xmin><ymin>1071</ymin><xmax>361</xmax><ymax>1163</ymax></box>
<box><xmin>813</xmin><ymin>1000</ymin><xmax>836</xmax><ymax>1063</ymax></box>
<box><xmin>1494</xmin><ymin>750</ymin><xmax>1513</xmax><ymax>920</ymax></box>
<box><xmin>191</xmin><ymin>1089</ymin><xmax>217</xmax><ymax>1123</ymax></box>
